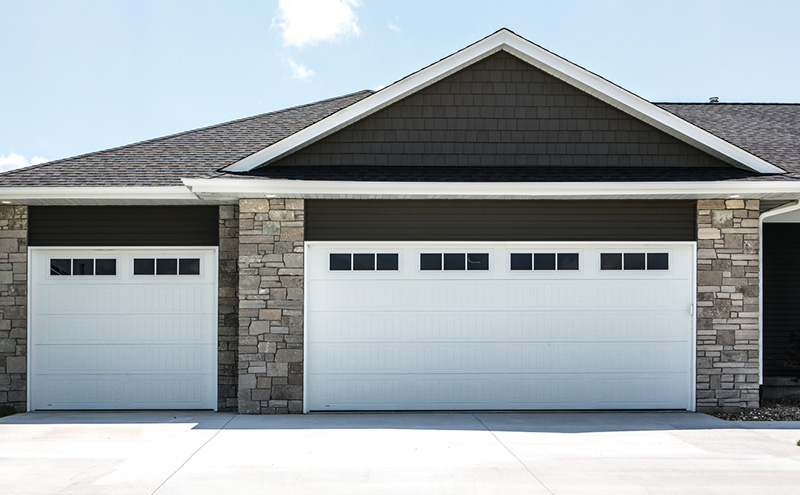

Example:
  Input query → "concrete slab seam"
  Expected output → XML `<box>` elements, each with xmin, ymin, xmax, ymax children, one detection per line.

<box><xmin>149</xmin><ymin>414</ymin><xmax>237</xmax><ymax>495</ymax></box>
<box><xmin>471</xmin><ymin>413</ymin><xmax>555</xmax><ymax>495</ymax></box>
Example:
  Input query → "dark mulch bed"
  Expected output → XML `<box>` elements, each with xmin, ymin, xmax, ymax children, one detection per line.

<box><xmin>0</xmin><ymin>405</ymin><xmax>16</xmax><ymax>419</ymax></box>
<box><xmin>710</xmin><ymin>398</ymin><xmax>800</xmax><ymax>421</ymax></box>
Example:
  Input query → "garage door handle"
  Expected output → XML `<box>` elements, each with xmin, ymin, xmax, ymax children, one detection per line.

<box><xmin>689</xmin><ymin>304</ymin><xmax>694</xmax><ymax>316</ymax></box>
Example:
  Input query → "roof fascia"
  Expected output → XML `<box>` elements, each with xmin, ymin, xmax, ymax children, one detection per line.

<box><xmin>222</xmin><ymin>29</ymin><xmax>784</xmax><ymax>175</ymax></box>
<box><xmin>0</xmin><ymin>186</ymin><xmax>202</xmax><ymax>204</ymax></box>
<box><xmin>183</xmin><ymin>178</ymin><xmax>800</xmax><ymax>201</ymax></box>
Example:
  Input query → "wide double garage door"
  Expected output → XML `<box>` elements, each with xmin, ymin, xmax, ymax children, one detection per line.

<box><xmin>306</xmin><ymin>243</ymin><xmax>695</xmax><ymax>411</ymax></box>
<box><xmin>29</xmin><ymin>248</ymin><xmax>217</xmax><ymax>410</ymax></box>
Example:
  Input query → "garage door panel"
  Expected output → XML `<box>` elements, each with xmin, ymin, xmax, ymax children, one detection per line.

<box><xmin>38</xmin><ymin>285</ymin><xmax>125</xmax><ymax>314</ymax></box>
<box><xmin>310</xmin><ymin>311</ymin><xmax>688</xmax><ymax>343</ymax></box>
<box><xmin>125</xmin><ymin>376</ymin><xmax>212</xmax><ymax>408</ymax></box>
<box><xmin>37</xmin><ymin>314</ymin><xmax>213</xmax><ymax>344</ymax></box>
<box><xmin>31</xmin><ymin>249</ymin><xmax>217</xmax><ymax>410</ymax></box>
<box><xmin>38</xmin><ymin>346</ymin><xmax>121</xmax><ymax>373</ymax></box>
<box><xmin>41</xmin><ymin>376</ymin><xmax>120</xmax><ymax>409</ymax></box>
<box><xmin>307</xmin><ymin>242</ymin><xmax>694</xmax><ymax>411</ymax></box>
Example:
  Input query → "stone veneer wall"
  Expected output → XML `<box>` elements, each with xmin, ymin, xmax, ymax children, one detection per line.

<box><xmin>237</xmin><ymin>199</ymin><xmax>304</xmax><ymax>414</ymax></box>
<box><xmin>0</xmin><ymin>206</ymin><xmax>27</xmax><ymax>412</ymax></box>
<box><xmin>218</xmin><ymin>205</ymin><xmax>239</xmax><ymax>411</ymax></box>
<box><xmin>696</xmin><ymin>199</ymin><xmax>760</xmax><ymax>411</ymax></box>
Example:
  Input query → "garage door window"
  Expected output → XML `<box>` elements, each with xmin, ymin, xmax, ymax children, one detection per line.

<box><xmin>50</xmin><ymin>258</ymin><xmax>117</xmax><ymax>276</ymax></box>
<box><xmin>510</xmin><ymin>253</ymin><xmax>579</xmax><ymax>271</ymax></box>
<box><xmin>601</xmin><ymin>252</ymin><xmax>669</xmax><ymax>271</ymax></box>
<box><xmin>420</xmin><ymin>253</ymin><xmax>489</xmax><ymax>271</ymax></box>
<box><xmin>329</xmin><ymin>253</ymin><xmax>399</xmax><ymax>271</ymax></box>
<box><xmin>133</xmin><ymin>257</ymin><xmax>202</xmax><ymax>275</ymax></box>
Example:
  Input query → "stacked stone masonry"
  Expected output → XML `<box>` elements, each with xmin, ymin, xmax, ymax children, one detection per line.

<box><xmin>696</xmin><ymin>199</ymin><xmax>760</xmax><ymax>412</ymax></box>
<box><xmin>218</xmin><ymin>205</ymin><xmax>239</xmax><ymax>411</ymax></box>
<box><xmin>0</xmin><ymin>206</ymin><xmax>27</xmax><ymax>412</ymax></box>
<box><xmin>238</xmin><ymin>198</ymin><xmax>304</xmax><ymax>414</ymax></box>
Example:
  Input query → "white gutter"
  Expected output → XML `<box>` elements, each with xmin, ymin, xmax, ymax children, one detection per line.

<box><xmin>0</xmin><ymin>186</ymin><xmax>201</xmax><ymax>203</ymax></box>
<box><xmin>184</xmin><ymin>178</ymin><xmax>800</xmax><ymax>200</ymax></box>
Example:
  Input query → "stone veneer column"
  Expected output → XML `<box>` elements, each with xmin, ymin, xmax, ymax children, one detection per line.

<box><xmin>696</xmin><ymin>199</ymin><xmax>760</xmax><ymax>412</ymax></box>
<box><xmin>237</xmin><ymin>199</ymin><xmax>304</xmax><ymax>414</ymax></box>
<box><xmin>0</xmin><ymin>206</ymin><xmax>27</xmax><ymax>412</ymax></box>
<box><xmin>217</xmin><ymin>205</ymin><xmax>239</xmax><ymax>411</ymax></box>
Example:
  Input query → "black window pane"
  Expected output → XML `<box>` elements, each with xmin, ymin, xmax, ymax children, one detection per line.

<box><xmin>601</xmin><ymin>253</ymin><xmax>622</xmax><ymax>270</ymax></box>
<box><xmin>467</xmin><ymin>253</ymin><xmax>489</xmax><ymax>270</ymax></box>
<box><xmin>376</xmin><ymin>253</ymin><xmax>398</xmax><ymax>271</ymax></box>
<box><xmin>156</xmin><ymin>258</ymin><xmax>178</xmax><ymax>275</ymax></box>
<box><xmin>534</xmin><ymin>253</ymin><xmax>556</xmax><ymax>270</ymax></box>
<box><xmin>50</xmin><ymin>258</ymin><xmax>71</xmax><ymax>275</ymax></box>
<box><xmin>444</xmin><ymin>253</ymin><xmax>465</xmax><ymax>270</ymax></box>
<box><xmin>624</xmin><ymin>253</ymin><xmax>646</xmax><ymax>270</ymax></box>
<box><xmin>353</xmin><ymin>253</ymin><xmax>375</xmax><ymax>271</ymax></box>
<box><xmin>133</xmin><ymin>258</ymin><xmax>155</xmax><ymax>275</ymax></box>
<box><xmin>72</xmin><ymin>259</ymin><xmax>93</xmax><ymax>276</ymax></box>
<box><xmin>329</xmin><ymin>254</ymin><xmax>351</xmax><ymax>271</ymax></box>
<box><xmin>510</xmin><ymin>253</ymin><xmax>532</xmax><ymax>270</ymax></box>
<box><xmin>420</xmin><ymin>253</ymin><xmax>442</xmax><ymax>270</ymax></box>
<box><xmin>557</xmin><ymin>253</ymin><xmax>579</xmax><ymax>270</ymax></box>
<box><xmin>647</xmin><ymin>253</ymin><xmax>669</xmax><ymax>270</ymax></box>
<box><xmin>179</xmin><ymin>258</ymin><xmax>200</xmax><ymax>275</ymax></box>
<box><xmin>95</xmin><ymin>259</ymin><xmax>116</xmax><ymax>275</ymax></box>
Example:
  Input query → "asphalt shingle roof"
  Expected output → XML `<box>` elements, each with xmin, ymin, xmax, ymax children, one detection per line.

<box><xmin>0</xmin><ymin>90</ymin><xmax>374</xmax><ymax>187</ymax></box>
<box><xmin>656</xmin><ymin>103</ymin><xmax>800</xmax><ymax>176</ymax></box>
<box><xmin>0</xmin><ymin>94</ymin><xmax>798</xmax><ymax>186</ymax></box>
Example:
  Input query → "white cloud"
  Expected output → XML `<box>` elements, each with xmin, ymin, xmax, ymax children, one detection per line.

<box><xmin>287</xmin><ymin>58</ymin><xmax>315</xmax><ymax>80</ymax></box>
<box><xmin>0</xmin><ymin>153</ymin><xmax>48</xmax><ymax>173</ymax></box>
<box><xmin>277</xmin><ymin>0</ymin><xmax>361</xmax><ymax>48</ymax></box>
<box><xmin>388</xmin><ymin>22</ymin><xmax>401</xmax><ymax>32</ymax></box>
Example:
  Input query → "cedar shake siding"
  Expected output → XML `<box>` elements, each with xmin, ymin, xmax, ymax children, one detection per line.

<box><xmin>268</xmin><ymin>52</ymin><xmax>733</xmax><ymax>169</ymax></box>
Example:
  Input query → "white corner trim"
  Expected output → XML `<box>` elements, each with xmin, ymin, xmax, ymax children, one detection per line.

<box><xmin>221</xmin><ymin>29</ymin><xmax>784</xmax><ymax>175</ymax></box>
<box><xmin>183</xmin><ymin>177</ymin><xmax>800</xmax><ymax>200</ymax></box>
<box><xmin>0</xmin><ymin>186</ymin><xmax>200</xmax><ymax>202</ymax></box>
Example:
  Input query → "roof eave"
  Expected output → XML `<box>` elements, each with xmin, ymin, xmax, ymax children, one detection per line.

<box><xmin>183</xmin><ymin>177</ymin><xmax>800</xmax><ymax>201</ymax></box>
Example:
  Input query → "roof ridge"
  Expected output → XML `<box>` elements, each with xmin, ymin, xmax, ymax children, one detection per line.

<box><xmin>0</xmin><ymin>89</ymin><xmax>375</xmax><ymax>178</ymax></box>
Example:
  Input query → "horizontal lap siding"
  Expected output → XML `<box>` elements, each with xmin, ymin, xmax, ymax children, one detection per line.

<box><xmin>306</xmin><ymin>200</ymin><xmax>696</xmax><ymax>241</ymax></box>
<box><xmin>29</xmin><ymin>206</ymin><xmax>219</xmax><ymax>246</ymax></box>
<box><xmin>763</xmin><ymin>223</ymin><xmax>800</xmax><ymax>377</ymax></box>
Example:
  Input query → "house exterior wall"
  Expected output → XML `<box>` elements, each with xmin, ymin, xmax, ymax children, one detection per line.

<box><xmin>0</xmin><ymin>206</ymin><xmax>27</xmax><ymax>412</ymax></box>
<box><xmin>218</xmin><ymin>205</ymin><xmax>239</xmax><ymax>411</ymax></box>
<box><xmin>271</xmin><ymin>52</ymin><xmax>731</xmax><ymax>169</ymax></box>
<box><xmin>306</xmin><ymin>200</ymin><xmax>696</xmax><ymax>241</ymax></box>
<box><xmin>696</xmin><ymin>199</ymin><xmax>760</xmax><ymax>411</ymax></box>
<box><xmin>237</xmin><ymin>198</ymin><xmax>305</xmax><ymax>414</ymax></box>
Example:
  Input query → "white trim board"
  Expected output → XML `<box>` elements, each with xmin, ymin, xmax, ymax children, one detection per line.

<box><xmin>222</xmin><ymin>29</ymin><xmax>784</xmax><ymax>175</ymax></box>
<box><xmin>184</xmin><ymin>178</ymin><xmax>800</xmax><ymax>201</ymax></box>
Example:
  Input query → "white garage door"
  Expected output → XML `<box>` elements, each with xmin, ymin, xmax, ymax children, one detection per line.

<box><xmin>306</xmin><ymin>242</ymin><xmax>695</xmax><ymax>411</ymax></box>
<box><xmin>30</xmin><ymin>248</ymin><xmax>217</xmax><ymax>410</ymax></box>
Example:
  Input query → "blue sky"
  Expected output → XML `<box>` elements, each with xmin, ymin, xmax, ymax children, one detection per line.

<box><xmin>2</xmin><ymin>0</ymin><xmax>799</xmax><ymax>171</ymax></box>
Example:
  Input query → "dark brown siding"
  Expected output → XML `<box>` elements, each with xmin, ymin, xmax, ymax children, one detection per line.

<box><xmin>270</xmin><ymin>51</ymin><xmax>730</xmax><ymax>169</ymax></box>
<box><xmin>763</xmin><ymin>223</ymin><xmax>800</xmax><ymax>377</ymax></box>
<box><xmin>306</xmin><ymin>200</ymin><xmax>696</xmax><ymax>241</ymax></box>
<box><xmin>29</xmin><ymin>206</ymin><xmax>219</xmax><ymax>246</ymax></box>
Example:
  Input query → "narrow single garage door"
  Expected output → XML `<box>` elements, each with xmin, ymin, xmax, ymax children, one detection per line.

<box><xmin>30</xmin><ymin>249</ymin><xmax>217</xmax><ymax>410</ymax></box>
<box><xmin>306</xmin><ymin>243</ymin><xmax>694</xmax><ymax>411</ymax></box>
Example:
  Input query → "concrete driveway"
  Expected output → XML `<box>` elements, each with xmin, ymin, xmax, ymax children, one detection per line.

<box><xmin>1</xmin><ymin>411</ymin><xmax>799</xmax><ymax>495</ymax></box>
